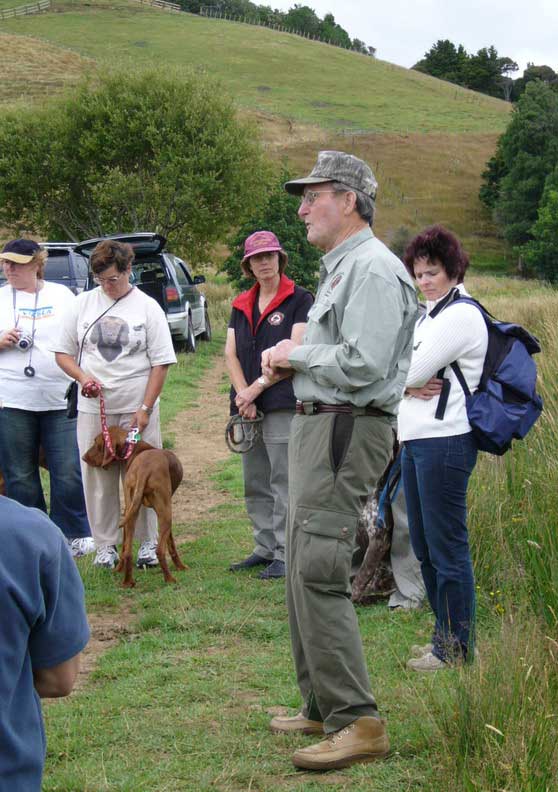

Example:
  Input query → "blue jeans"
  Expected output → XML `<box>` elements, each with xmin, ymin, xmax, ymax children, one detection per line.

<box><xmin>0</xmin><ymin>408</ymin><xmax>90</xmax><ymax>540</ymax></box>
<box><xmin>401</xmin><ymin>433</ymin><xmax>478</xmax><ymax>662</ymax></box>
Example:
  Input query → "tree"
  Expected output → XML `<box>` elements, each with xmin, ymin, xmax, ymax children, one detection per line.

<box><xmin>462</xmin><ymin>46</ymin><xmax>502</xmax><ymax>96</ymax></box>
<box><xmin>521</xmin><ymin>167</ymin><xmax>558</xmax><ymax>281</ymax></box>
<box><xmin>0</xmin><ymin>69</ymin><xmax>270</xmax><ymax>265</ymax></box>
<box><xmin>479</xmin><ymin>139</ymin><xmax>508</xmax><ymax>210</ymax></box>
<box><xmin>412</xmin><ymin>39</ymin><xmax>468</xmax><ymax>84</ymax></box>
<box><xmin>494</xmin><ymin>81</ymin><xmax>558</xmax><ymax>246</ymax></box>
<box><xmin>319</xmin><ymin>12</ymin><xmax>351</xmax><ymax>48</ymax></box>
<box><xmin>221</xmin><ymin>169</ymin><xmax>320</xmax><ymax>293</ymax></box>
<box><xmin>284</xmin><ymin>4</ymin><xmax>320</xmax><ymax>35</ymax></box>
<box><xmin>511</xmin><ymin>63</ymin><xmax>558</xmax><ymax>101</ymax></box>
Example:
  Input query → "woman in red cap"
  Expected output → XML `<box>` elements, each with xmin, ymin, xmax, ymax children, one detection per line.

<box><xmin>226</xmin><ymin>231</ymin><xmax>313</xmax><ymax>579</ymax></box>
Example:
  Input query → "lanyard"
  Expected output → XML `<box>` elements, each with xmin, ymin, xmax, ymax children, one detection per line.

<box><xmin>12</xmin><ymin>286</ymin><xmax>39</xmax><ymax>378</ymax></box>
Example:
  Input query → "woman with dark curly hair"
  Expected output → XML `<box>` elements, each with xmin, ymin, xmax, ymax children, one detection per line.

<box><xmin>398</xmin><ymin>225</ymin><xmax>488</xmax><ymax>672</ymax></box>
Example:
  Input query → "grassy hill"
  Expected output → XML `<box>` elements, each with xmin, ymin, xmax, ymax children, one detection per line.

<box><xmin>0</xmin><ymin>0</ymin><xmax>512</xmax><ymax>266</ymax></box>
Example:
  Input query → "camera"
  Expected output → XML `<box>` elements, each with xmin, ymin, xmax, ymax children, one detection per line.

<box><xmin>16</xmin><ymin>332</ymin><xmax>34</xmax><ymax>352</ymax></box>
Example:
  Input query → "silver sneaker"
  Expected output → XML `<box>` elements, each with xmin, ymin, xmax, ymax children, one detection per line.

<box><xmin>70</xmin><ymin>537</ymin><xmax>96</xmax><ymax>558</ymax></box>
<box><xmin>94</xmin><ymin>544</ymin><xmax>119</xmax><ymax>569</ymax></box>
<box><xmin>410</xmin><ymin>642</ymin><xmax>434</xmax><ymax>658</ymax></box>
<box><xmin>136</xmin><ymin>539</ymin><xmax>159</xmax><ymax>569</ymax></box>
<box><xmin>406</xmin><ymin>651</ymin><xmax>448</xmax><ymax>672</ymax></box>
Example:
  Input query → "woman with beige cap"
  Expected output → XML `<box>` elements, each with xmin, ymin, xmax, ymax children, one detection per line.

<box><xmin>0</xmin><ymin>239</ymin><xmax>93</xmax><ymax>556</ymax></box>
<box><xmin>226</xmin><ymin>230</ymin><xmax>313</xmax><ymax>579</ymax></box>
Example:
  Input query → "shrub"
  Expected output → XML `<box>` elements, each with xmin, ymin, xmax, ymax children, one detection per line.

<box><xmin>0</xmin><ymin>68</ymin><xmax>271</xmax><ymax>265</ymax></box>
<box><xmin>221</xmin><ymin>169</ymin><xmax>320</xmax><ymax>293</ymax></box>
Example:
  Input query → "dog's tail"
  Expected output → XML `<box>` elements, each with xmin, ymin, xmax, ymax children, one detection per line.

<box><xmin>119</xmin><ymin>470</ymin><xmax>150</xmax><ymax>529</ymax></box>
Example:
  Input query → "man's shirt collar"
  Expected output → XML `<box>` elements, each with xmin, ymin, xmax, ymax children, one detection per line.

<box><xmin>321</xmin><ymin>226</ymin><xmax>373</xmax><ymax>274</ymax></box>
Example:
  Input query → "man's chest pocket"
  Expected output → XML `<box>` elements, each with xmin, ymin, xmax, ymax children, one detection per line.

<box><xmin>306</xmin><ymin>300</ymin><xmax>338</xmax><ymax>340</ymax></box>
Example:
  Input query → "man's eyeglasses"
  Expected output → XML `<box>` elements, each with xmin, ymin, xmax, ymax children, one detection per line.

<box><xmin>299</xmin><ymin>189</ymin><xmax>339</xmax><ymax>207</ymax></box>
<box><xmin>93</xmin><ymin>272</ymin><xmax>126</xmax><ymax>285</ymax></box>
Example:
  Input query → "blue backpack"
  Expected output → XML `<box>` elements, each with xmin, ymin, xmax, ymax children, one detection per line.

<box><xmin>435</xmin><ymin>292</ymin><xmax>543</xmax><ymax>456</ymax></box>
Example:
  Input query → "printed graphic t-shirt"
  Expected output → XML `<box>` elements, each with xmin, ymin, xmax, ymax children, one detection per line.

<box><xmin>0</xmin><ymin>282</ymin><xmax>73</xmax><ymax>411</ymax></box>
<box><xmin>54</xmin><ymin>286</ymin><xmax>176</xmax><ymax>414</ymax></box>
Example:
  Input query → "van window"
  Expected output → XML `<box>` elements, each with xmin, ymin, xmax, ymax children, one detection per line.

<box><xmin>45</xmin><ymin>253</ymin><xmax>71</xmax><ymax>282</ymax></box>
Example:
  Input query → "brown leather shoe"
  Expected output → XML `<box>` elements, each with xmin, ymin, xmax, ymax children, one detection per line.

<box><xmin>292</xmin><ymin>716</ymin><xmax>389</xmax><ymax>770</ymax></box>
<box><xmin>270</xmin><ymin>712</ymin><xmax>324</xmax><ymax>735</ymax></box>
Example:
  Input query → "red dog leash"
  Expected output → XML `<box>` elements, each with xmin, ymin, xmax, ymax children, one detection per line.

<box><xmin>81</xmin><ymin>380</ymin><xmax>139</xmax><ymax>463</ymax></box>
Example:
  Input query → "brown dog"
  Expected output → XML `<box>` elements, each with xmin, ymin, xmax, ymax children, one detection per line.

<box><xmin>82</xmin><ymin>426</ymin><xmax>186</xmax><ymax>588</ymax></box>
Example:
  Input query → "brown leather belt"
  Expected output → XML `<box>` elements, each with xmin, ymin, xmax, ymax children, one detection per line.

<box><xmin>295</xmin><ymin>401</ymin><xmax>390</xmax><ymax>418</ymax></box>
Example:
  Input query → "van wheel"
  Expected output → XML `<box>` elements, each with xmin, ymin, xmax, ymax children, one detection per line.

<box><xmin>185</xmin><ymin>314</ymin><xmax>196</xmax><ymax>353</ymax></box>
<box><xmin>200</xmin><ymin>308</ymin><xmax>212</xmax><ymax>342</ymax></box>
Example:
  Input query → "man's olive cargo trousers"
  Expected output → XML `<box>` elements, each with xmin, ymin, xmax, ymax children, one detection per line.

<box><xmin>286</xmin><ymin>411</ymin><xmax>393</xmax><ymax>733</ymax></box>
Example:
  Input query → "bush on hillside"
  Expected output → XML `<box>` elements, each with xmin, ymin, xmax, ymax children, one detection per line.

<box><xmin>495</xmin><ymin>82</ymin><xmax>558</xmax><ymax>247</ymax></box>
<box><xmin>221</xmin><ymin>169</ymin><xmax>320</xmax><ymax>294</ymax></box>
<box><xmin>0</xmin><ymin>69</ymin><xmax>271</xmax><ymax>264</ymax></box>
<box><xmin>521</xmin><ymin>167</ymin><xmax>558</xmax><ymax>282</ymax></box>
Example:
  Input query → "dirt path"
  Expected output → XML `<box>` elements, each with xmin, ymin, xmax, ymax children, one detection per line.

<box><xmin>76</xmin><ymin>353</ymin><xmax>232</xmax><ymax>688</ymax></box>
<box><xmin>169</xmin><ymin>354</ymin><xmax>232</xmax><ymax>531</ymax></box>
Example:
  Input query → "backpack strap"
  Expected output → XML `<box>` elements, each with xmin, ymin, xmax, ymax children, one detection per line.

<box><xmin>429</xmin><ymin>289</ymin><xmax>481</xmax><ymax>420</ymax></box>
<box><xmin>434</xmin><ymin>367</ymin><xmax>451</xmax><ymax>420</ymax></box>
<box><xmin>450</xmin><ymin>361</ymin><xmax>471</xmax><ymax>398</ymax></box>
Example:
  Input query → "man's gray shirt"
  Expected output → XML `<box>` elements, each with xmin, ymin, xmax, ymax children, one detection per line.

<box><xmin>288</xmin><ymin>226</ymin><xmax>418</xmax><ymax>415</ymax></box>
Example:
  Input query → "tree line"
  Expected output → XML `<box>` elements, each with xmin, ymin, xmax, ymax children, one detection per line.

<box><xmin>413</xmin><ymin>39</ymin><xmax>557</xmax><ymax>103</ymax></box>
<box><xmin>179</xmin><ymin>2</ymin><xmax>375</xmax><ymax>55</ymax></box>
<box><xmin>480</xmin><ymin>81</ymin><xmax>558</xmax><ymax>282</ymax></box>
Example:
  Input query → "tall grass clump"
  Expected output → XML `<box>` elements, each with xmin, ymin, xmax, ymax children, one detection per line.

<box><xmin>432</xmin><ymin>288</ymin><xmax>558</xmax><ymax>791</ymax></box>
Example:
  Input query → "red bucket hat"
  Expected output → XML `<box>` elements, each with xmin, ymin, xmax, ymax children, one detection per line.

<box><xmin>242</xmin><ymin>230</ymin><xmax>284</xmax><ymax>262</ymax></box>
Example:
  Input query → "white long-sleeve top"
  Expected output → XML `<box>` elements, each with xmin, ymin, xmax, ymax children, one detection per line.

<box><xmin>398</xmin><ymin>285</ymin><xmax>488</xmax><ymax>441</ymax></box>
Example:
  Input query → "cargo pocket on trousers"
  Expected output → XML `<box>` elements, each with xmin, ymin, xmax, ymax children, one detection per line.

<box><xmin>329</xmin><ymin>413</ymin><xmax>354</xmax><ymax>474</ymax></box>
<box><xmin>297</xmin><ymin>507</ymin><xmax>358</xmax><ymax>587</ymax></box>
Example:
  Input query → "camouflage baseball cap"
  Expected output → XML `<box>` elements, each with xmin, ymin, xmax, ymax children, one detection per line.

<box><xmin>284</xmin><ymin>150</ymin><xmax>377</xmax><ymax>199</ymax></box>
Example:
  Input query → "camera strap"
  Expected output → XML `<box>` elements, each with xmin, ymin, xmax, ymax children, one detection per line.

<box><xmin>12</xmin><ymin>285</ymin><xmax>39</xmax><ymax>378</ymax></box>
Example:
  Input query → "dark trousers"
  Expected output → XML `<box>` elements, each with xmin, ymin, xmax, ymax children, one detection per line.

<box><xmin>287</xmin><ymin>412</ymin><xmax>393</xmax><ymax>732</ymax></box>
<box><xmin>401</xmin><ymin>432</ymin><xmax>478</xmax><ymax>661</ymax></box>
<box><xmin>0</xmin><ymin>407</ymin><xmax>90</xmax><ymax>540</ymax></box>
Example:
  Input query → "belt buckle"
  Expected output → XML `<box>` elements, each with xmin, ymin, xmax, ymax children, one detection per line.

<box><xmin>301</xmin><ymin>401</ymin><xmax>316</xmax><ymax>415</ymax></box>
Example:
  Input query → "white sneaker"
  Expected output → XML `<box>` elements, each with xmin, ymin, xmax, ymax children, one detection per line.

<box><xmin>94</xmin><ymin>544</ymin><xmax>119</xmax><ymax>569</ymax></box>
<box><xmin>70</xmin><ymin>537</ymin><xmax>96</xmax><ymax>558</ymax></box>
<box><xmin>136</xmin><ymin>539</ymin><xmax>159</xmax><ymax>569</ymax></box>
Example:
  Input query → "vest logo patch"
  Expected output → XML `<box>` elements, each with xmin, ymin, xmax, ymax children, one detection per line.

<box><xmin>268</xmin><ymin>311</ymin><xmax>284</xmax><ymax>326</ymax></box>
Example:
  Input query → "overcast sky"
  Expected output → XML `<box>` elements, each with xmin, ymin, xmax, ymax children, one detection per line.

<box><xmin>270</xmin><ymin>0</ymin><xmax>558</xmax><ymax>74</ymax></box>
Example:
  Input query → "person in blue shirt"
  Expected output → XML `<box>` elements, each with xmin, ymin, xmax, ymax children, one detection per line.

<box><xmin>0</xmin><ymin>496</ymin><xmax>90</xmax><ymax>792</ymax></box>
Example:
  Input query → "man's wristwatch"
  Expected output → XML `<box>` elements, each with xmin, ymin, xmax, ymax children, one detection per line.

<box><xmin>257</xmin><ymin>376</ymin><xmax>268</xmax><ymax>388</ymax></box>
<box><xmin>140</xmin><ymin>403</ymin><xmax>153</xmax><ymax>415</ymax></box>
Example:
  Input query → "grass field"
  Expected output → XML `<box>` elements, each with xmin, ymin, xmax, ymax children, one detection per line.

<box><xmin>0</xmin><ymin>0</ymin><xmax>513</xmax><ymax>266</ymax></box>
<box><xmin>37</xmin><ymin>275</ymin><xmax>558</xmax><ymax>791</ymax></box>
<box><xmin>0</xmin><ymin>1</ymin><xmax>510</xmax><ymax>134</ymax></box>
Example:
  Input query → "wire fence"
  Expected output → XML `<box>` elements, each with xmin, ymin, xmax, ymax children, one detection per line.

<box><xmin>198</xmin><ymin>6</ymin><xmax>375</xmax><ymax>57</ymax></box>
<box><xmin>0</xmin><ymin>0</ymin><xmax>50</xmax><ymax>19</ymax></box>
<box><xmin>131</xmin><ymin>0</ymin><xmax>180</xmax><ymax>11</ymax></box>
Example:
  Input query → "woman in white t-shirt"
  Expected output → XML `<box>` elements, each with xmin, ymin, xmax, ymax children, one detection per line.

<box><xmin>0</xmin><ymin>239</ymin><xmax>92</xmax><ymax>556</ymax></box>
<box><xmin>55</xmin><ymin>240</ymin><xmax>176</xmax><ymax>570</ymax></box>
<box><xmin>398</xmin><ymin>226</ymin><xmax>488</xmax><ymax>673</ymax></box>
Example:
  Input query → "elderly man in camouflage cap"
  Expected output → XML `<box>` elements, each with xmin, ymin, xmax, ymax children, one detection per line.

<box><xmin>262</xmin><ymin>151</ymin><xmax>418</xmax><ymax>770</ymax></box>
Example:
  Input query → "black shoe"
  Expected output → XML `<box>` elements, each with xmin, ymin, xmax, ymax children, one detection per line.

<box><xmin>258</xmin><ymin>559</ymin><xmax>285</xmax><ymax>579</ymax></box>
<box><xmin>229</xmin><ymin>553</ymin><xmax>272</xmax><ymax>572</ymax></box>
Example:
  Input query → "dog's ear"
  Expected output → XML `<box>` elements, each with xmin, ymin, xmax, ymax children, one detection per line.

<box><xmin>83</xmin><ymin>434</ymin><xmax>104</xmax><ymax>467</ymax></box>
<box><xmin>101</xmin><ymin>436</ymin><xmax>114</xmax><ymax>468</ymax></box>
